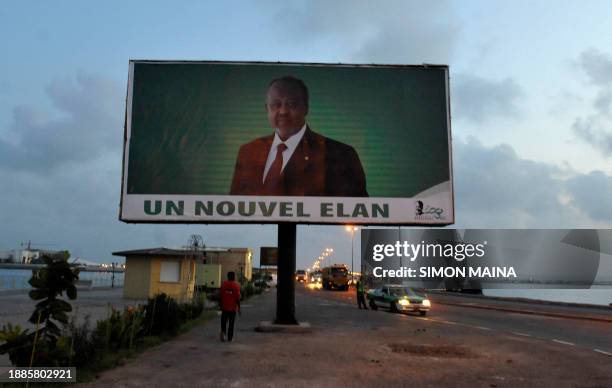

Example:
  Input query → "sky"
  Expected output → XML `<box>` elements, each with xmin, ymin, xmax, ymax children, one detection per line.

<box><xmin>1</xmin><ymin>1</ymin><xmax>612</xmax><ymax>271</ymax></box>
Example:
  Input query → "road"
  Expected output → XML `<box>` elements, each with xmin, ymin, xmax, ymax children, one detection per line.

<box><xmin>308</xmin><ymin>285</ymin><xmax>612</xmax><ymax>358</ymax></box>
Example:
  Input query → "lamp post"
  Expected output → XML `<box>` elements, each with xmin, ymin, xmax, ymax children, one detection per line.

<box><xmin>345</xmin><ymin>226</ymin><xmax>358</xmax><ymax>283</ymax></box>
<box><xmin>325</xmin><ymin>248</ymin><xmax>333</xmax><ymax>267</ymax></box>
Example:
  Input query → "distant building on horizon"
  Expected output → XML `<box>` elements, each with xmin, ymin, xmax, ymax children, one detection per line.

<box><xmin>0</xmin><ymin>250</ymin><xmax>16</xmax><ymax>263</ymax></box>
<box><xmin>19</xmin><ymin>248</ymin><xmax>65</xmax><ymax>264</ymax></box>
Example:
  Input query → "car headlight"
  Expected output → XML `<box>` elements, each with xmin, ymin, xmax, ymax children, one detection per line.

<box><xmin>423</xmin><ymin>299</ymin><xmax>431</xmax><ymax>307</ymax></box>
<box><xmin>398</xmin><ymin>299</ymin><xmax>410</xmax><ymax>306</ymax></box>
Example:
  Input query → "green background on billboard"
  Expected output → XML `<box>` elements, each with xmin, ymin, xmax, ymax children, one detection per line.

<box><xmin>127</xmin><ymin>62</ymin><xmax>450</xmax><ymax>197</ymax></box>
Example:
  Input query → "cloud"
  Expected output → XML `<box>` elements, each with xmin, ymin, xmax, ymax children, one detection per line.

<box><xmin>452</xmin><ymin>74</ymin><xmax>524</xmax><ymax>123</ymax></box>
<box><xmin>572</xmin><ymin>116</ymin><xmax>612</xmax><ymax>156</ymax></box>
<box><xmin>578</xmin><ymin>49</ymin><xmax>612</xmax><ymax>87</ymax></box>
<box><xmin>565</xmin><ymin>170</ymin><xmax>612</xmax><ymax>222</ymax></box>
<box><xmin>572</xmin><ymin>49</ymin><xmax>612</xmax><ymax>156</ymax></box>
<box><xmin>271</xmin><ymin>0</ymin><xmax>459</xmax><ymax>64</ymax></box>
<box><xmin>453</xmin><ymin>137</ymin><xmax>612</xmax><ymax>227</ymax></box>
<box><xmin>0</xmin><ymin>73</ymin><xmax>123</xmax><ymax>173</ymax></box>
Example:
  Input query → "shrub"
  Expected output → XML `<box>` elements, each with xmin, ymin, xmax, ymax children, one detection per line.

<box><xmin>1</xmin><ymin>285</ymin><xmax>212</xmax><ymax>372</ymax></box>
<box><xmin>65</xmin><ymin>316</ymin><xmax>98</xmax><ymax>367</ymax></box>
<box><xmin>143</xmin><ymin>294</ymin><xmax>182</xmax><ymax>336</ymax></box>
<box><xmin>178</xmin><ymin>298</ymin><xmax>204</xmax><ymax>322</ymax></box>
<box><xmin>241</xmin><ymin>283</ymin><xmax>255</xmax><ymax>300</ymax></box>
<box><xmin>0</xmin><ymin>254</ymin><xmax>79</xmax><ymax>367</ymax></box>
<box><xmin>92</xmin><ymin>306</ymin><xmax>146</xmax><ymax>351</ymax></box>
<box><xmin>0</xmin><ymin>323</ymin><xmax>33</xmax><ymax>366</ymax></box>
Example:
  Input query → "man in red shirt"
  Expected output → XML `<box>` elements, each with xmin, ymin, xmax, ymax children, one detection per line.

<box><xmin>219</xmin><ymin>271</ymin><xmax>241</xmax><ymax>342</ymax></box>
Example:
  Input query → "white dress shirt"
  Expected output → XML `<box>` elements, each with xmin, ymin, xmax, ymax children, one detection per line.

<box><xmin>262</xmin><ymin>124</ymin><xmax>307</xmax><ymax>183</ymax></box>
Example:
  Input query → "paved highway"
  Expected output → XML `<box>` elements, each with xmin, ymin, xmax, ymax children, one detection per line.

<box><xmin>304</xmin><ymin>284</ymin><xmax>612</xmax><ymax>358</ymax></box>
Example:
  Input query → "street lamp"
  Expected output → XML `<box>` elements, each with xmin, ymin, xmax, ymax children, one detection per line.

<box><xmin>325</xmin><ymin>248</ymin><xmax>333</xmax><ymax>267</ymax></box>
<box><xmin>345</xmin><ymin>226</ymin><xmax>358</xmax><ymax>283</ymax></box>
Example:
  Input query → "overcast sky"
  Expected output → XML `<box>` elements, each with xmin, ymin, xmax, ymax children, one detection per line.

<box><xmin>1</xmin><ymin>1</ymin><xmax>611</xmax><ymax>270</ymax></box>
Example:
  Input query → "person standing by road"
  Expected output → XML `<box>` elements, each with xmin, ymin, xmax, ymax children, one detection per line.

<box><xmin>356</xmin><ymin>277</ymin><xmax>368</xmax><ymax>309</ymax></box>
<box><xmin>220</xmin><ymin>271</ymin><xmax>241</xmax><ymax>342</ymax></box>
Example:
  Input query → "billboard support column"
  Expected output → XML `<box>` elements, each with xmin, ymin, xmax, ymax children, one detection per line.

<box><xmin>275</xmin><ymin>222</ymin><xmax>297</xmax><ymax>325</ymax></box>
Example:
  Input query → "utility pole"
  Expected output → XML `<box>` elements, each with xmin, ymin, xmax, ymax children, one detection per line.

<box><xmin>346</xmin><ymin>226</ymin><xmax>358</xmax><ymax>281</ymax></box>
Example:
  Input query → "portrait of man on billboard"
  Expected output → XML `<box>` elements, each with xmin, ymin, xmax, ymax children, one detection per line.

<box><xmin>229</xmin><ymin>76</ymin><xmax>368</xmax><ymax>197</ymax></box>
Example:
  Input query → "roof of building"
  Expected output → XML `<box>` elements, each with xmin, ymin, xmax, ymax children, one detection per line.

<box><xmin>112</xmin><ymin>247</ymin><xmax>250</xmax><ymax>257</ymax></box>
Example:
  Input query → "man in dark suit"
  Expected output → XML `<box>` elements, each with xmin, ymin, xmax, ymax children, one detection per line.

<box><xmin>230</xmin><ymin>76</ymin><xmax>368</xmax><ymax>197</ymax></box>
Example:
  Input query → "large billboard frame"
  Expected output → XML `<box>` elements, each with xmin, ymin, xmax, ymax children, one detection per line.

<box><xmin>120</xmin><ymin>60</ymin><xmax>454</xmax><ymax>226</ymax></box>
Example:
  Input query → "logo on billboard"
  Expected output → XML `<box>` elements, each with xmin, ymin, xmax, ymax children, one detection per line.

<box><xmin>415</xmin><ymin>200</ymin><xmax>445</xmax><ymax>220</ymax></box>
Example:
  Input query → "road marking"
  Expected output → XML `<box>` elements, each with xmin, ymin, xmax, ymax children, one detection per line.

<box><xmin>512</xmin><ymin>332</ymin><xmax>531</xmax><ymax>337</ymax></box>
<box><xmin>474</xmin><ymin>326</ymin><xmax>492</xmax><ymax>331</ymax></box>
<box><xmin>594</xmin><ymin>349</ymin><xmax>612</xmax><ymax>357</ymax></box>
<box><xmin>435</xmin><ymin>319</ymin><xmax>457</xmax><ymax>325</ymax></box>
<box><xmin>552</xmin><ymin>339</ymin><xmax>575</xmax><ymax>346</ymax></box>
<box><xmin>317</xmin><ymin>303</ymin><xmax>333</xmax><ymax>306</ymax></box>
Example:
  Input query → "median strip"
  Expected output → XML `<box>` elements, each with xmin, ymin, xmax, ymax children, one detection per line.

<box><xmin>432</xmin><ymin>300</ymin><xmax>612</xmax><ymax>324</ymax></box>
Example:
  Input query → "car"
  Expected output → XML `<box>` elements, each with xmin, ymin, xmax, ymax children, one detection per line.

<box><xmin>254</xmin><ymin>272</ymin><xmax>276</xmax><ymax>288</ymax></box>
<box><xmin>295</xmin><ymin>270</ymin><xmax>307</xmax><ymax>283</ymax></box>
<box><xmin>268</xmin><ymin>273</ymin><xmax>277</xmax><ymax>287</ymax></box>
<box><xmin>310</xmin><ymin>273</ymin><xmax>322</xmax><ymax>283</ymax></box>
<box><xmin>307</xmin><ymin>279</ymin><xmax>323</xmax><ymax>290</ymax></box>
<box><xmin>367</xmin><ymin>285</ymin><xmax>431</xmax><ymax>315</ymax></box>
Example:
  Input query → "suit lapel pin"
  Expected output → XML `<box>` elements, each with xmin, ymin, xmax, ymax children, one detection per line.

<box><xmin>305</xmin><ymin>156</ymin><xmax>309</xmax><ymax>161</ymax></box>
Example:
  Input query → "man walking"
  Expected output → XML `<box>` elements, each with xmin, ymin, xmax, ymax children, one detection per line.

<box><xmin>356</xmin><ymin>277</ymin><xmax>367</xmax><ymax>309</ymax></box>
<box><xmin>220</xmin><ymin>271</ymin><xmax>241</xmax><ymax>342</ymax></box>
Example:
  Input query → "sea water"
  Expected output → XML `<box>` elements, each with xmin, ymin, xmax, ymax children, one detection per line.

<box><xmin>0</xmin><ymin>268</ymin><xmax>124</xmax><ymax>291</ymax></box>
<box><xmin>484</xmin><ymin>287</ymin><xmax>612</xmax><ymax>306</ymax></box>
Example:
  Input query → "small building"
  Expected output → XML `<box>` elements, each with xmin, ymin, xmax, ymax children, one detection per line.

<box><xmin>203</xmin><ymin>248</ymin><xmax>253</xmax><ymax>285</ymax></box>
<box><xmin>113</xmin><ymin>247</ymin><xmax>252</xmax><ymax>300</ymax></box>
<box><xmin>113</xmin><ymin>248</ymin><xmax>201</xmax><ymax>301</ymax></box>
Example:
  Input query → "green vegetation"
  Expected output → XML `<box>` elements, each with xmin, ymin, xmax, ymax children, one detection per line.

<box><xmin>0</xmin><ymin>252</ymin><xmax>79</xmax><ymax>366</ymax></box>
<box><xmin>0</xmin><ymin>253</ymin><xmax>219</xmax><ymax>383</ymax></box>
<box><xmin>0</xmin><ymin>259</ymin><xmax>266</xmax><ymax>384</ymax></box>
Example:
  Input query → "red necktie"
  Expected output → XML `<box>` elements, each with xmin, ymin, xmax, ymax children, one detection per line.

<box><xmin>264</xmin><ymin>143</ymin><xmax>288</xmax><ymax>189</ymax></box>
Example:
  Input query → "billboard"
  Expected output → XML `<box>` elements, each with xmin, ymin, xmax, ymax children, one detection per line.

<box><xmin>120</xmin><ymin>61</ymin><xmax>454</xmax><ymax>225</ymax></box>
<box><xmin>260</xmin><ymin>247</ymin><xmax>278</xmax><ymax>266</ymax></box>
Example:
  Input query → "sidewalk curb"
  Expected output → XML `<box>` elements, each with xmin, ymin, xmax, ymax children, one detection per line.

<box><xmin>255</xmin><ymin>321</ymin><xmax>313</xmax><ymax>333</ymax></box>
<box><xmin>434</xmin><ymin>300</ymin><xmax>612</xmax><ymax>323</ymax></box>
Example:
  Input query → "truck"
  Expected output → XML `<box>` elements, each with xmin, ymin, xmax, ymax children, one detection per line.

<box><xmin>295</xmin><ymin>269</ymin><xmax>307</xmax><ymax>283</ymax></box>
<box><xmin>321</xmin><ymin>264</ymin><xmax>349</xmax><ymax>291</ymax></box>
